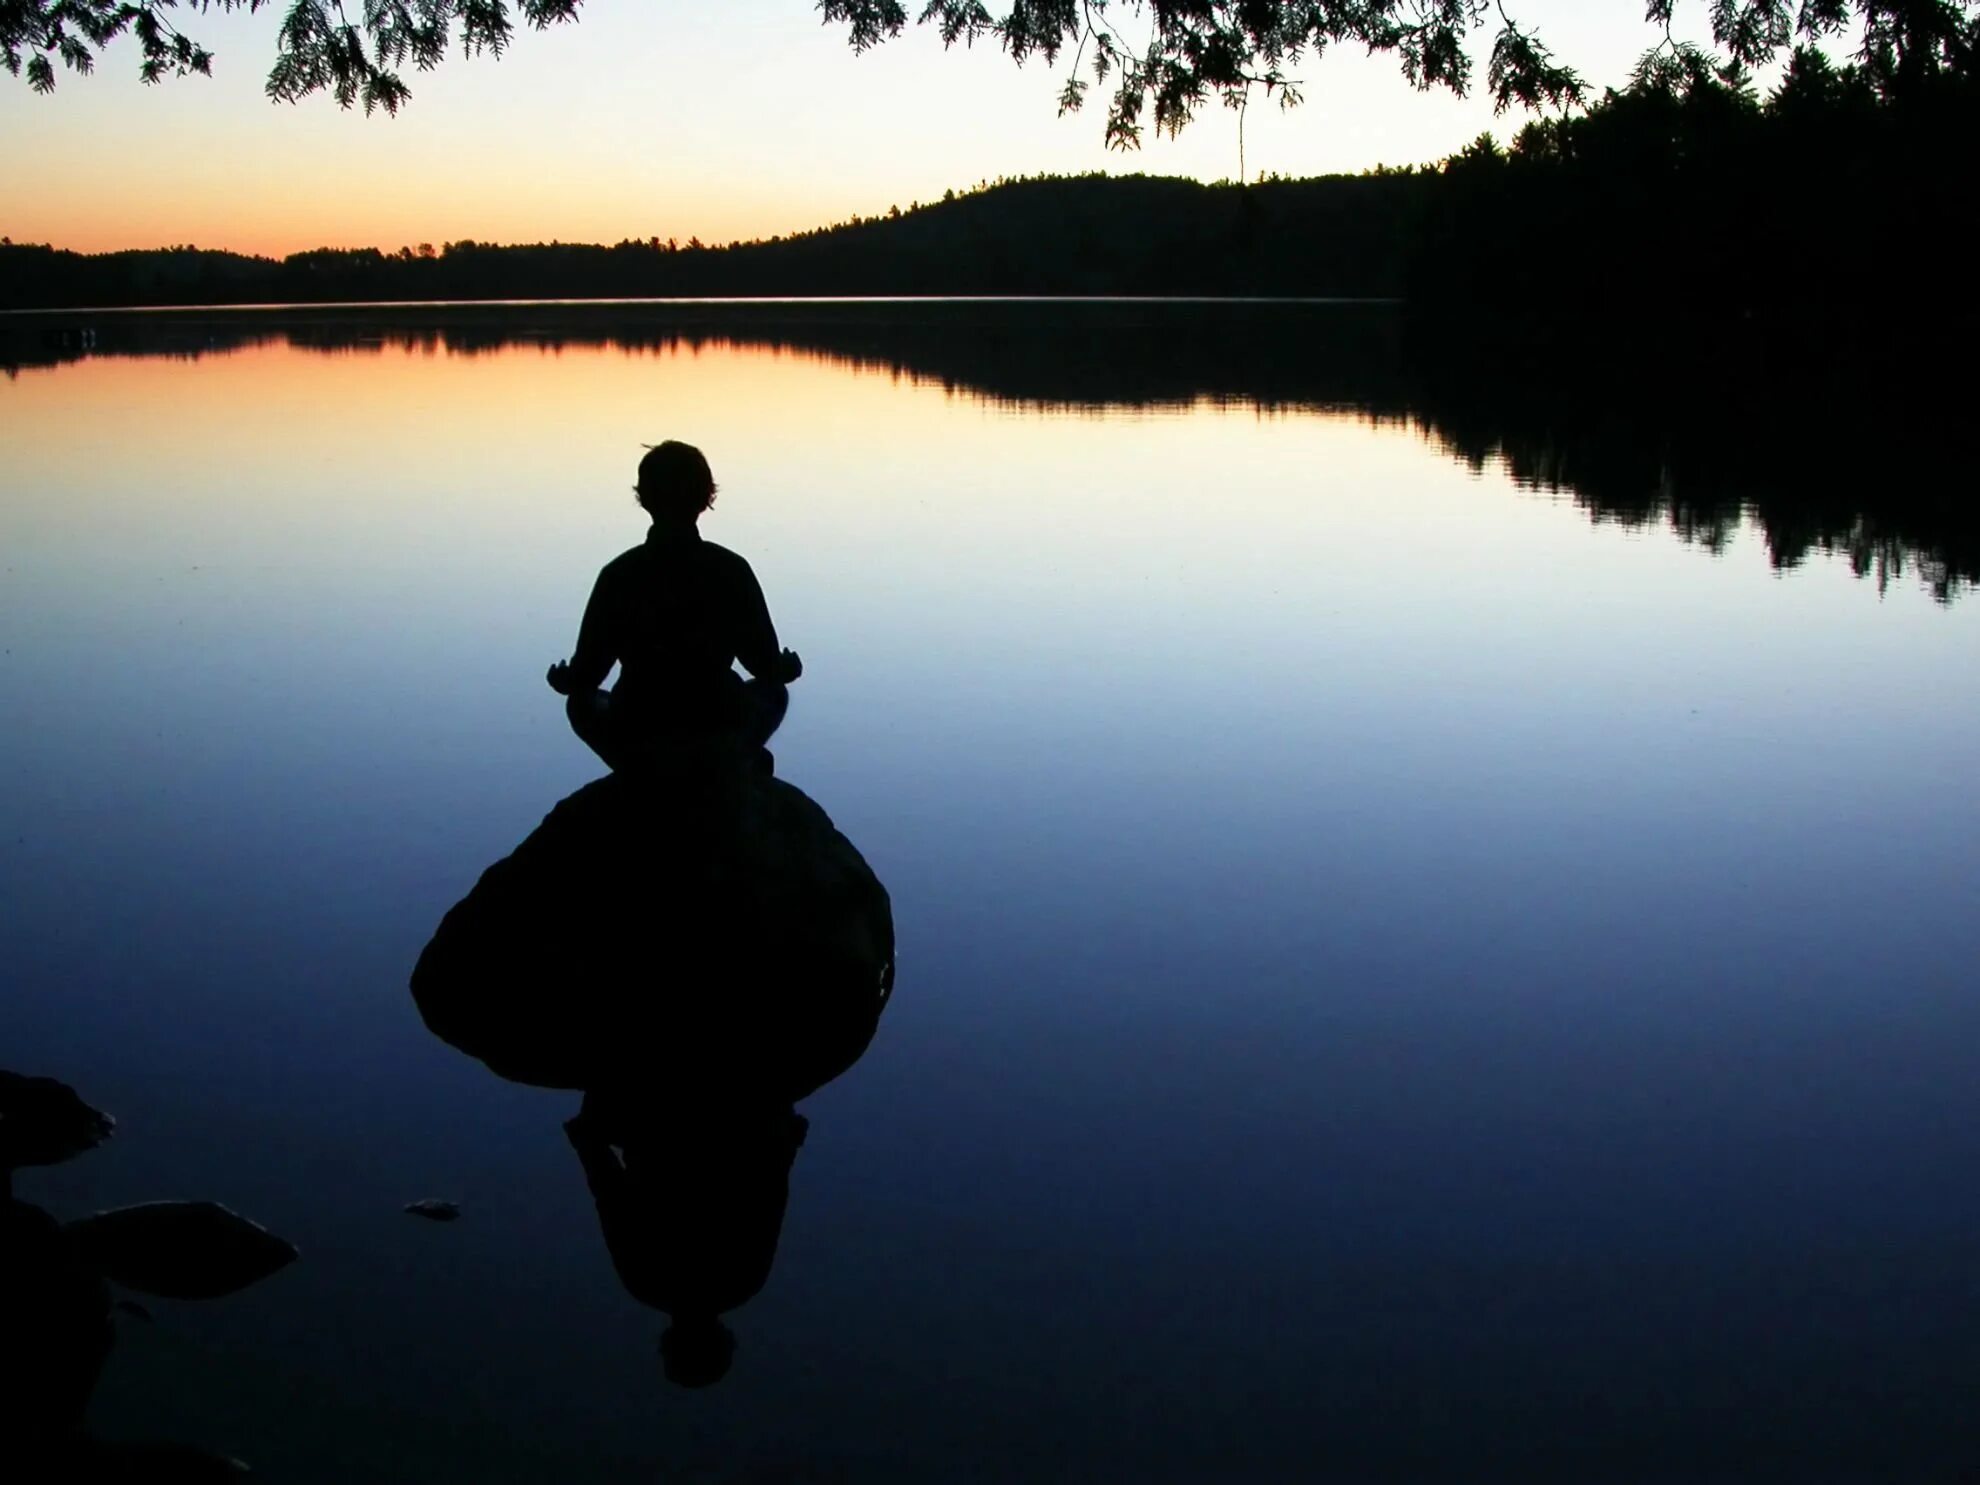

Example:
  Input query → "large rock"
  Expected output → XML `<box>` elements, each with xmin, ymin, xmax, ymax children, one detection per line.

<box><xmin>411</xmin><ymin>772</ymin><xmax>894</xmax><ymax>1098</ymax></box>
<box><xmin>0</xmin><ymin>1198</ymin><xmax>112</xmax><ymax>1438</ymax></box>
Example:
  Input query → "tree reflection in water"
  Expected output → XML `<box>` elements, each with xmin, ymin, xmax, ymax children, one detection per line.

<box><xmin>9</xmin><ymin>301</ymin><xmax>1968</xmax><ymax>603</ymax></box>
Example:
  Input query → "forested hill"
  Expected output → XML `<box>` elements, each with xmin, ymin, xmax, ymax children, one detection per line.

<box><xmin>0</xmin><ymin>173</ymin><xmax>1425</xmax><ymax>309</ymax></box>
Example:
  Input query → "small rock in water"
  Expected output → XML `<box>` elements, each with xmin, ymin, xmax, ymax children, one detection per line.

<box><xmin>404</xmin><ymin>1199</ymin><xmax>460</xmax><ymax>1222</ymax></box>
<box><xmin>65</xmin><ymin>1200</ymin><xmax>298</xmax><ymax>1300</ymax></box>
<box><xmin>0</xmin><ymin>1069</ymin><xmax>116</xmax><ymax>1171</ymax></box>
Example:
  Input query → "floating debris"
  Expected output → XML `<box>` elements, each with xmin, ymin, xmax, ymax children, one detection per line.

<box><xmin>403</xmin><ymin>1199</ymin><xmax>461</xmax><ymax>1222</ymax></box>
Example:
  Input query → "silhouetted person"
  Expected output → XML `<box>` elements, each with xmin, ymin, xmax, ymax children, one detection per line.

<box><xmin>547</xmin><ymin>441</ymin><xmax>802</xmax><ymax>773</ymax></box>
<box><xmin>564</xmin><ymin>1091</ymin><xmax>808</xmax><ymax>1389</ymax></box>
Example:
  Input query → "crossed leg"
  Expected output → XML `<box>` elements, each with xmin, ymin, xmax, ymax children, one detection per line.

<box><xmin>565</xmin><ymin>680</ymin><xmax>790</xmax><ymax>773</ymax></box>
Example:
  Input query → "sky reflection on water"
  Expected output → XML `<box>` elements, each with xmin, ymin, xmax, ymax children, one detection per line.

<box><xmin>2</xmin><ymin>326</ymin><xmax>1976</xmax><ymax>1481</ymax></box>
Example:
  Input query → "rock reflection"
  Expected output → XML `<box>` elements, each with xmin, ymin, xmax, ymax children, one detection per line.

<box><xmin>411</xmin><ymin>764</ymin><xmax>893</xmax><ymax>1387</ymax></box>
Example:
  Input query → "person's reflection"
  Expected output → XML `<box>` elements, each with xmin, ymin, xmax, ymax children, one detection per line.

<box><xmin>550</xmin><ymin>973</ymin><xmax>886</xmax><ymax>1387</ymax></box>
<box><xmin>564</xmin><ymin>1091</ymin><xmax>809</xmax><ymax>1388</ymax></box>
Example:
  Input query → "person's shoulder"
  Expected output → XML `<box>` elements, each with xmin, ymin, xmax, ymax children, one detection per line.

<box><xmin>598</xmin><ymin>545</ymin><xmax>647</xmax><ymax>579</ymax></box>
<box><xmin>697</xmin><ymin>540</ymin><xmax>757</xmax><ymax>577</ymax></box>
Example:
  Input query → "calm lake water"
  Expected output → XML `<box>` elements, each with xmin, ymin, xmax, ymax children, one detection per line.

<box><xmin>2</xmin><ymin>303</ymin><xmax>1976</xmax><ymax>1482</ymax></box>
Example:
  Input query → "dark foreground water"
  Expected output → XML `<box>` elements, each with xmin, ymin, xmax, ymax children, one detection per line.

<box><xmin>2</xmin><ymin>303</ymin><xmax>1976</xmax><ymax>1483</ymax></box>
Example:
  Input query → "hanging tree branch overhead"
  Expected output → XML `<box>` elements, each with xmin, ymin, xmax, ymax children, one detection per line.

<box><xmin>0</xmin><ymin>0</ymin><xmax>583</xmax><ymax>113</ymax></box>
<box><xmin>819</xmin><ymin>0</ymin><xmax>1593</xmax><ymax>147</ymax></box>
<box><xmin>817</xmin><ymin>1</ymin><xmax>1980</xmax><ymax>146</ymax></box>
<box><xmin>3</xmin><ymin>1</ymin><xmax>1975</xmax><ymax>127</ymax></box>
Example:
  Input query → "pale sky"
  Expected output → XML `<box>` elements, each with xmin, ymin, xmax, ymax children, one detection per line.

<box><xmin>1</xmin><ymin>2</ymin><xmax>1735</xmax><ymax>256</ymax></box>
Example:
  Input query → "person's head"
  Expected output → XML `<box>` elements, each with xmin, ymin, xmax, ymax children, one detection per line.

<box><xmin>635</xmin><ymin>441</ymin><xmax>717</xmax><ymax>524</ymax></box>
<box><xmin>660</xmin><ymin>1313</ymin><xmax>737</xmax><ymax>1388</ymax></box>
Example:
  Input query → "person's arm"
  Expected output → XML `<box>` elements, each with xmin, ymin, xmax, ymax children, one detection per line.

<box><xmin>547</xmin><ymin>570</ymin><xmax>617</xmax><ymax>695</ymax></box>
<box><xmin>733</xmin><ymin>560</ymin><xmax>802</xmax><ymax>685</ymax></box>
<box><xmin>565</xmin><ymin>1114</ymin><xmax>671</xmax><ymax>1310</ymax></box>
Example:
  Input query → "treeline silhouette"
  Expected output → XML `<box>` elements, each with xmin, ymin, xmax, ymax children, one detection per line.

<box><xmin>4</xmin><ymin>48</ymin><xmax>1974</xmax><ymax>353</ymax></box>
<box><xmin>1415</xmin><ymin>45</ymin><xmax>1980</xmax><ymax>357</ymax></box>
<box><xmin>3</xmin><ymin>300</ymin><xmax>1968</xmax><ymax>604</ymax></box>
<box><xmin>0</xmin><ymin>172</ymin><xmax>1420</xmax><ymax>307</ymax></box>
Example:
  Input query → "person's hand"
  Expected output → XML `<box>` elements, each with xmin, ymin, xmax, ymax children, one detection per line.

<box><xmin>546</xmin><ymin>660</ymin><xmax>573</xmax><ymax>696</ymax></box>
<box><xmin>778</xmin><ymin>648</ymin><xmax>803</xmax><ymax>684</ymax></box>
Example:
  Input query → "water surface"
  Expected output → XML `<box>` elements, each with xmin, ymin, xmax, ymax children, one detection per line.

<box><xmin>2</xmin><ymin>304</ymin><xmax>1975</xmax><ymax>1482</ymax></box>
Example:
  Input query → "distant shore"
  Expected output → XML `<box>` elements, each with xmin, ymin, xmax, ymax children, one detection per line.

<box><xmin>1</xmin><ymin>293</ymin><xmax>1401</xmax><ymax>319</ymax></box>
<box><xmin>0</xmin><ymin>174</ymin><xmax>1426</xmax><ymax>313</ymax></box>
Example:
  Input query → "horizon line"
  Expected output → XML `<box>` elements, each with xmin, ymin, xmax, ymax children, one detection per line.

<box><xmin>1</xmin><ymin>294</ymin><xmax>1406</xmax><ymax>320</ymax></box>
<box><xmin>0</xmin><ymin>166</ymin><xmax>1433</xmax><ymax>261</ymax></box>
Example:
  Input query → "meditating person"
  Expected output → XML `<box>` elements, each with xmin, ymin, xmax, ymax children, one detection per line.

<box><xmin>547</xmin><ymin>441</ymin><xmax>801</xmax><ymax>772</ymax></box>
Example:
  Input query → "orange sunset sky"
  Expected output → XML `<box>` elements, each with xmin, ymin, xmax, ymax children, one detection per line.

<box><xmin>3</xmin><ymin>2</ymin><xmax>1728</xmax><ymax>257</ymax></box>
